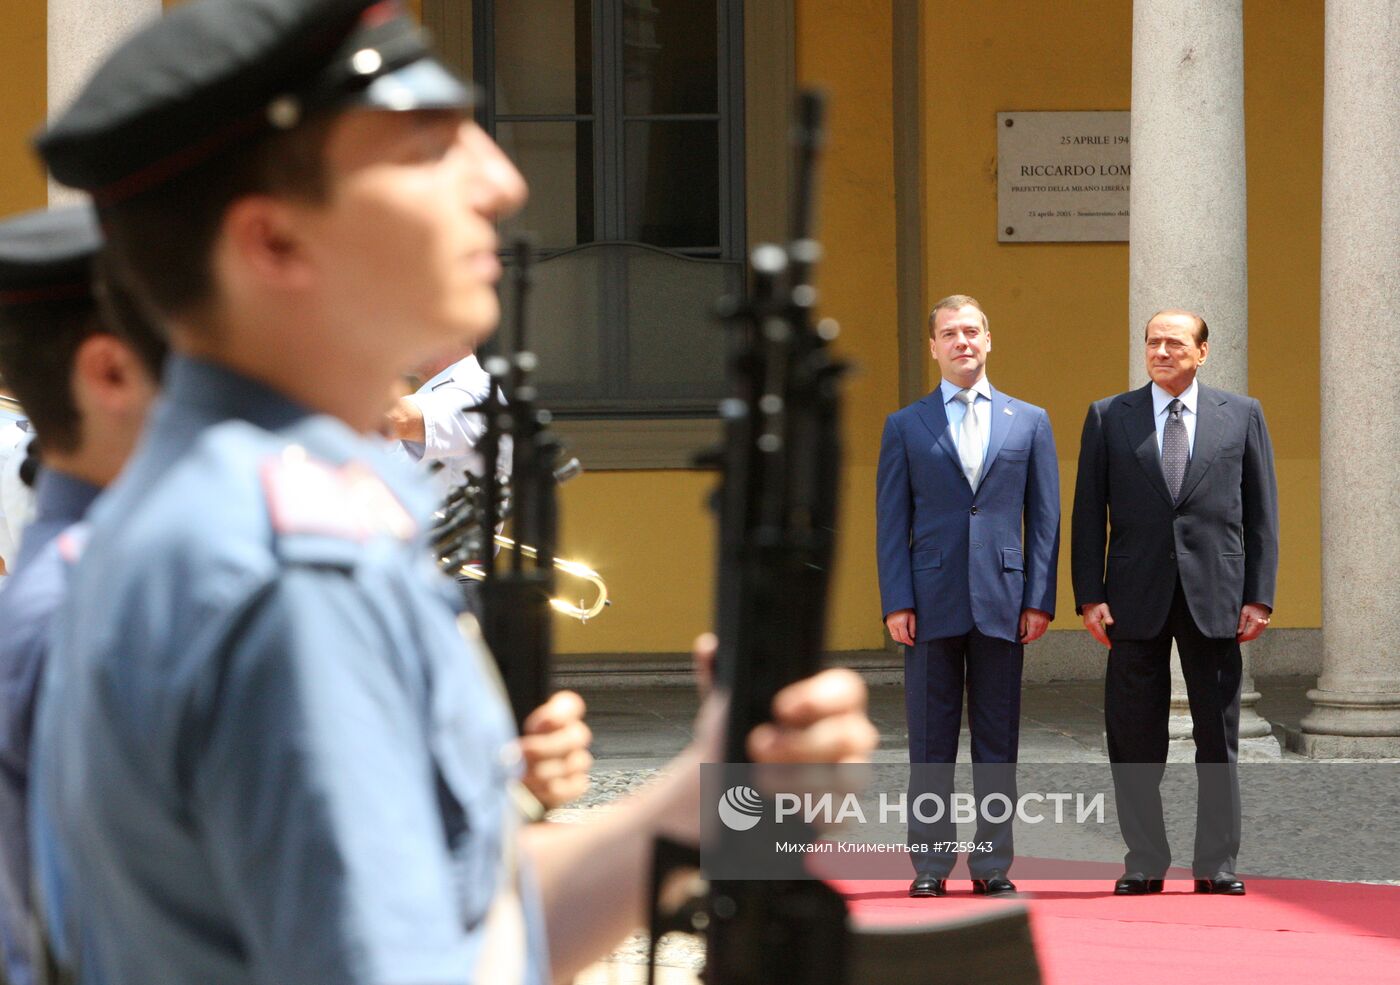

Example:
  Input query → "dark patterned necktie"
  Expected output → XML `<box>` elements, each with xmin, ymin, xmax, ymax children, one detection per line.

<box><xmin>1161</xmin><ymin>398</ymin><xmax>1189</xmax><ymax>500</ymax></box>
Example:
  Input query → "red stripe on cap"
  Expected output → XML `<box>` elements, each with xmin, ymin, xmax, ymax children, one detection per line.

<box><xmin>0</xmin><ymin>283</ymin><xmax>91</xmax><ymax>306</ymax></box>
<box><xmin>91</xmin><ymin>112</ymin><xmax>265</xmax><ymax>208</ymax></box>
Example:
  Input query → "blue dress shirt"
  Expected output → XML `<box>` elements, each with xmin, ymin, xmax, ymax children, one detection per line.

<box><xmin>939</xmin><ymin>375</ymin><xmax>994</xmax><ymax>461</ymax></box>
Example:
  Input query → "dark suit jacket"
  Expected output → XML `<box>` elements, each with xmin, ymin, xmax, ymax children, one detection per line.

<box><xmin>877</xmin><ymin>384</ymin><xmax>1060</xmax><ymax>643</ymax></box>
<box><xmin>1071</xmin><ymin>381</ymin><xmax>1279</xmax><ymax>640</ymax></box>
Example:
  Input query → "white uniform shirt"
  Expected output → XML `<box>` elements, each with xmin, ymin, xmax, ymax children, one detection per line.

<box><xmin>0</xmin><ymin>421</ymin><xmax>35</xmax><ymax>575</ymax></box>
<box><xmin>396</xmin><ymin>355</ymin><xmax>512</xmax><ymax>502</ymax></box>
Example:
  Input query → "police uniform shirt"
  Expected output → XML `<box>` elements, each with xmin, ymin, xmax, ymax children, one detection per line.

<box><xmin>397</xmin><ymin>354</ymin><xmax>513</xmax><ymax>502</ymax></box>
<box><xmin>31</xmin><ymin>355</ymin><xmax>548</xmax><ymax>985</ymax></box>
<box><xmin>0</xmin><ymin>470</ymin><xmax>100</xmax><ymax>985</ymax></box>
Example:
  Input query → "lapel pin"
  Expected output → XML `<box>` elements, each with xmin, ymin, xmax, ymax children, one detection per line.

<box><xmin>1003</xmin><ymin>407</ymin><xmax>1014</xmax><ymax>416</ymax></box>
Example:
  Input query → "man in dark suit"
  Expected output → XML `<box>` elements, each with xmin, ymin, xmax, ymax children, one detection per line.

<box><xmin>1072</xmin><ymin>309</ymin><xmax>1278</xmax><ymax>897</ymax></box>
<box><xmin>877</xmin><ymin>294</ymin><xmax>1059</xmax><ymax>899</ymax></box>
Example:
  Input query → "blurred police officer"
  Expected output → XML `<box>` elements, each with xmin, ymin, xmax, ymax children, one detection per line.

<box><xmin>0</xmin><ymin>206</ymin><xmax>165</xmax><ymax>985</ymax></box>
<box><xmin>30</xmin><ymin>2</ymin><xmax>876</xmax><ymax>983</ymax></box>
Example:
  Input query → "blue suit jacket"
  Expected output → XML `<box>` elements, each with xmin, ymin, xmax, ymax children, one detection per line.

<box><xmin>877</xmin><ymin>383</ymin><xmax>1060</xmax><ymax>643</ymax></box>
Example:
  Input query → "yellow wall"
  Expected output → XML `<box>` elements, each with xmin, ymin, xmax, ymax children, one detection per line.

<box><xmin>553</xmin><ymin>471</ymin><xmax>716</xmax><ymax>653</ymax></box>
<box><xmin>1242</xmin><ymin>0</ymin><xmax>1323</xmax><ymax>625</ymax></box>
<box><xmin>0</xmin><ymin>0</ymin><xmax>47</xmax><ymax>215</ymax></box>
<box><xmin>796</xmin><ymin>0</ymin><xmax>898</xmax><ymax>651</ymax></box>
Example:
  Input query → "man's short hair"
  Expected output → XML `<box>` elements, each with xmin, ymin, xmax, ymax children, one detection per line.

<box><xmin>0</xmin><ymin>300</ymin><xmax>99</xmax><ymax>454</ymax></box>
<box><xmin>928</xmin><ymin>294</ymin><xmax>988</xmax><ymax>337</ymax></box>
<box><xmin>94</xmin><ymin>256</ymin><xmax>169</xmax><ymax>381</ymax></box>
<box><xmin>1146</xmin><ymin>308</ymin><xmax>1209</xmax><ymax>346</ymax></box>
<box><xmin>0</xmin><ymin>263</ymin><xmax>167</xmax><ymax>456</ymax></box>
<box><xmin>100</xmin><ymin>118</ymin><xmax>335</xmax><ymax>325</ymax></box>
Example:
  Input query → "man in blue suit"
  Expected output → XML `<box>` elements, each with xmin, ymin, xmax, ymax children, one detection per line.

<box><xmin>877</xmin><ymin>294</ymin><xmax>1060</xmax><ymax>898</ymax></box>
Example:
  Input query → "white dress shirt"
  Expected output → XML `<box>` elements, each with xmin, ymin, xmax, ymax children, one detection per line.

<box><xmin>1151</xmin><ymin>377</ymin><xmax>1199</xmax><ymax>457</ymax></box>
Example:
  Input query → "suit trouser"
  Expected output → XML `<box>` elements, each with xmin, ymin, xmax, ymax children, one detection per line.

<box><xmin>1105</xmin><ymin>579</ymin><xmax>1243</xmax><ymax>877</ymax></box>
<box><xmin>905</xmin><ymin>629</ymin><xmax>1023</xmax><ymax>878</ymax></box>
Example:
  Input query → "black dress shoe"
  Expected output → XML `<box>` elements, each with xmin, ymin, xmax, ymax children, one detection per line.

<box><xmin>971</xmin><ymin>871</ymin><xmax>1017</xmax><ymax>896</ymax></box>
<box><xmin>909</xmin><ymin>875</ymin><xmax>947</xmax><ymax>898</ymax></box>
<box><xmin>1114</xmin><ymin>872</ymin><xmax>1165</xmax><ymax>895</ymax></box>
<box><xmin>1194</xmin><ymin>873</ymin><xmax>1246</xmax><ymax>895</ymax></box>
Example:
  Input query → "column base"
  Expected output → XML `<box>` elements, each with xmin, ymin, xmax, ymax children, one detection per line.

<box><xmin>1162</xmin><ymin>735</ymin><xmax>1283</xmax><ymax>762</ymax></box>
<box><xmin>1104</xmin><ymin>718</ymin><xmax>1284</xmax><ymax>762</ymax></box>
<box><xmin>1283</xmin><ymin>728</ymin><xmax>1400</xmax><ymax>759</ymax></box>
<box><xmin>1290</xmin><ymin>688</ymin><xmax>1400</xmax><ymax>759</ymax></box>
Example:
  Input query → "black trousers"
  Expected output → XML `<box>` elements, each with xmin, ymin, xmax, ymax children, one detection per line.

<box><xmin>1105</xmin><ymin>579</ymin><xmax>1242</xmax><ymax>877</ymax></box>
<box><xmin>905</xmin><ymin>629</ymin><xmax>1024</xmax><ymax>878</ymax></box>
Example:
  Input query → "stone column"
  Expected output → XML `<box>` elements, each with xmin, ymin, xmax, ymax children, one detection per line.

<box><xmin>48</xmin><ymin>0</ymin><xmax>162</xmax><ymax>203</ymax></box>
<box><xmin>1128</xmin><ymin>0</ymin><xmax>1278</xmax><ymax>759</ymax></box>
<box><xmin>1293</xmin><ymin>0</ymin><xmax>1400</xmax><ymax>758</ymax></box>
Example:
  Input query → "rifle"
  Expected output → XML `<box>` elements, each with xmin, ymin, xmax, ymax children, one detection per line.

<box><xmin>433</xmin><ymin>238</ymin><xmax>562</xmax><ymax>732</ymax></box>
<box><xmin>646</xmin><ymin>88</ymin><xmax>849</xmax><ymax>985</ymax></box>
<box><xmin>644</xmin><ymin>91</ymin><xmax>1044</xmax><ymax>985</ymax></box>
<box><xmin>704</xmin><ymin>88</ymin><xmax>847</xmax><ymax>985</ymax></box>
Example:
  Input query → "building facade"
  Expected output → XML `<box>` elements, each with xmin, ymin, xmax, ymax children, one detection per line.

<box><xmin>3</xmin><ymin>0</ymin><xmax>1396</xmax><ymax>754</ymax></box>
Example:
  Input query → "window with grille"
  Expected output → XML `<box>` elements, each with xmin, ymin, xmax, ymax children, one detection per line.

<box><xmin>473</xmin><ymin>0</ymin><xmax>746</xmax><ymax>416</ymax></box>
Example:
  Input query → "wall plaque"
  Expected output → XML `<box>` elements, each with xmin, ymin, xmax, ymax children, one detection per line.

<box><xmin>997</xmin><ymin>111</ymin><xmax>1130</xmax><ymax>242</ymax></box>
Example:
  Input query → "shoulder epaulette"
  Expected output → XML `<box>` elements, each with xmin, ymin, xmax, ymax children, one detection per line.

<box><xmin>56</xmin><ymin>523</ymin><xmax>90</xmax><ymax>565</ymax></box>
<box><xmin>260</xmin><ymin>445</ymin><xmax>416</xmax><ymax>542</ymax></box>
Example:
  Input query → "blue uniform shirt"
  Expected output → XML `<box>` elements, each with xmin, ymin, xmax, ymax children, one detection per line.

<box><xmin>0</xmin><ymin>470</ymin><xmax>100</xmax><ymax>985</ymax></box>
<box><xmin>31</xmin><ymin>355</ymin><xmax>548</xmax><ymax>985</ymax></box>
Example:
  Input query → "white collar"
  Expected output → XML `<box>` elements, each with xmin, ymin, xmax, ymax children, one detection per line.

<box><xmin>1151</xmin><ymin>377</ymin><xmax>1199</xmax><ymax>416</ymax></box>
<box><xmin>939</xmin><ymin>375</ymin><xmax>993</xmax><ymax>405</ymax></box>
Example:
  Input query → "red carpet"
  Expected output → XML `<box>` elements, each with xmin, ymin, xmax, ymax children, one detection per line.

<box><xmin>835</xmin><ymin>870</ymin><xmax>1400</xmax><ymax>984</ymax></box>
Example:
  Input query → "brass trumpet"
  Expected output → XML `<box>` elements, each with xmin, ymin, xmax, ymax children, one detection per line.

<box><xmin>451</xmin><ymin>536</ymin><xmax>610</xmax><ymax>622</ymax></box>
<box><xmin>431</xmin><ymin>460</ymin><xmax>611</xmax><ymax>623</ymax></box>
